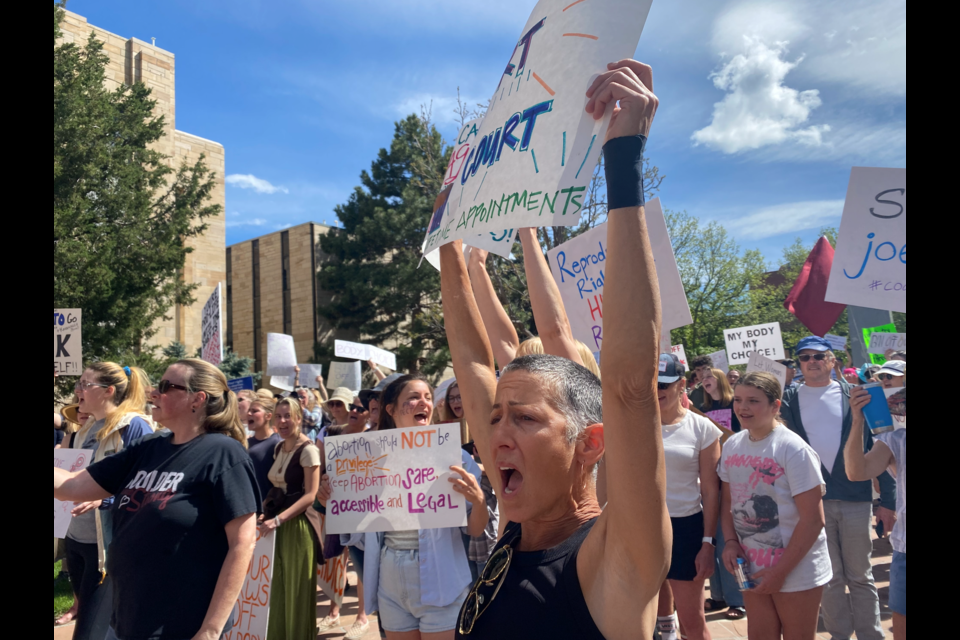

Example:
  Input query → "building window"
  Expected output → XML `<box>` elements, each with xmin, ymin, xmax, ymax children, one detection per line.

<box><xmin>252</xmin><ymin>240</ymin><xmax>262</xmax><ymax>372</ymax></box>
<box><xmin>281</xmin><ymin>231</ymin><xmax>292</xmax><ymax>336</ymax></box>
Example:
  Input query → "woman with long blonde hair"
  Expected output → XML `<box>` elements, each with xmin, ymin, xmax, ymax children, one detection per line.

<box><xmin>55</xmin><ymin>359</ymin><xmax>261</xmax><ymax>640</ymax></box>
<box><xmin>64</xmin><ymin>362</ymin><xmax>155</xmax><ymax>640</ymax></box>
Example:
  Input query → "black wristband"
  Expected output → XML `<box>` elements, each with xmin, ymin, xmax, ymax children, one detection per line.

<box><xmin>603</xmin><ymin>135</ymin><xmax>647</xmax><ymax>210</ymax></box>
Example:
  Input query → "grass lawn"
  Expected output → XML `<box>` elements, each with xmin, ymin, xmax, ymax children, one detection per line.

<box><xmin>54</xmin><ymin>561</ymin><xmax>74</xmax><ymax>621</ymax></box>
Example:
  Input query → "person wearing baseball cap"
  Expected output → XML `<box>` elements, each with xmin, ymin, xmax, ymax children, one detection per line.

<box><xmin>780</xmin><ymin>336</ymin><xmax>895</xmax><ymax>640</ymax></box>
<box><xmin>656</xmin><ymin>353</ymin><xmax>723</xmax><ymax>640</ymax></box>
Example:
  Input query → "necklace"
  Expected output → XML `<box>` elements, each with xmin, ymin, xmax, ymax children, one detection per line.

<box><xmin>749</xmin><ymin>426</ymin><xmax>777</xmax><ymax>443</ymax></box>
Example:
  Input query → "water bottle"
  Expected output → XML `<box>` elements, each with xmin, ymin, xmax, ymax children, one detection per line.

<box><xmin>734</xmin><ymin>557</ymin><xmax>757</xmax><ymax>591</ymax></box>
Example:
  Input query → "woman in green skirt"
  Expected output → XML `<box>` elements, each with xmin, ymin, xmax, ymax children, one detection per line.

<box><xmin>259</xmin><ymin>397</ymin><xmax>323</xmax><ymax>640</ymax></box>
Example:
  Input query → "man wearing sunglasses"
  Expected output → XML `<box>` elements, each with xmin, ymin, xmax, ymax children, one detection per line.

<box><xmin>780</xmin><ymin>336</ymin><xmax>896</xmax><ymax>640</ymax></box>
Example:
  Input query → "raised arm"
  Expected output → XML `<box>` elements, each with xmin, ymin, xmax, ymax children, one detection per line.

<box><xmin>440</xmin><ymin>239</ymin><xmax>501</xmax><ymax>496</ymax></box>
<box><xmin>467</xmin><ymin>247</ymin><xmax>520</xmax><ymax>368</ymax></box>
<box><xmin>845</xmin><ymin>387</ymin><xmax>895</xmax><ymax>481</ymax></box>
<box><xmin>518</xmin><ymin>228</ymin><xmax>585</xmax><ymax>366</ymax></box>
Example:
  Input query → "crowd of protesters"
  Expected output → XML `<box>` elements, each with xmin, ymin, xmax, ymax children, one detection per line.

<box><xmin>54</xmin><ymin>58</ymin><xmax>904</xmax><ymax>640</ymax></box>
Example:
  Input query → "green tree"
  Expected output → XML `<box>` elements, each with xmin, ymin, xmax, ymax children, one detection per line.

<box><xmin>317</xmin><ymin>111</ymin><xmax>452</xmax><ymax>379</ymax></box>
<box><xmin>54</xmin><ymin>4</ymin><xmax>221</xmax><ymax>391</ymax></box>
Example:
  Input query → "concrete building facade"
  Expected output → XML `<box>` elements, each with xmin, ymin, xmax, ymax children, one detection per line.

<box><xmin>227</xmin><ymin>223</ymin><xmax>354</xmax><ymax>372</ymax></box>
<box><xmin>58</xmin><ymin>10</ymin><xmax>226</xmax><ymax>354</ymax></box>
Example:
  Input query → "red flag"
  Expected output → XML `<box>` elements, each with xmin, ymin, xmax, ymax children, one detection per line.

<box><xmin>784</xmin><ymin>237</ymin><xmax>847</xmax><ymax>337</ymax></box>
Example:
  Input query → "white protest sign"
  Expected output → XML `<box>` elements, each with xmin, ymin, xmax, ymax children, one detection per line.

<box><xmin>548</xmin><ymin>198</ymin><xmax>692</xmax><ymax>352</ymax></box>
<box><xmin>201</xmin><ymin>284</ymin><xmax>223</xmax><ymax>366</ymax></box>
<box><xmin>724</xmin><ymin>322</ymin><xmax>785</xmax><ymax>366</ymax></box>
<box><xmin>335</xmin><ymin>340</ymin><xmax>398</xmax><ymax>371</ymax></box>
<box><xmin>298</xmin><ymin>364</ymin><xmax>324</xmax><ymax>388</ymax></box>
<box><xmin>266</xmin><ymin>334</ymin><xmax>297</xmax><ymax>377</ymax></box>
<box><xmin>430</xmin><ymin>0</ymin><xmax>654</xmax><ymax>248</ymax></box>
<box><xmin>223</xmin><ymin>530</ymin><xmax>274</xmax><ymax>640</ymax></box>
<box><xmin>826</xmin><ymin>168</ymin><xmax>906</xmax><ymax>313</ymax></box>
<box><xmin>324</xmin><ymin>424</ymin><xmax>466</xmax><ymax>535</ymax></box>
<box><xmin>54</xmin><ymin>309</ymin><xmax>83</xmax><ymax>376</ymax></box>
<box><xmin>746</xmin><ymin>352</ymin><xmax>788</xmax><ymax>393</ymax></box>
<box><xmin>54</xmin><ymin>449</ymin><xmax>91</xmax><ymax>538</ymax></box>
<box><xmin>271</xmin><ymin>376</ymin><xmax>294</xmax><ymax>393</ymax></box>
<box><xmin>327</xmin><ymin>361</ymin><xmax>362</xmax><ymax>393</ymax></box>
<box><xmin>868</xmin><ymin>332</ymin><xmax>906</xmax><ymax>355</ymax></box>
<box><xmin>671</xmin><ymin>345</ymin><xmax>689</xmax><ymax>371</ymax></box>
<box><xmin>709</xmin><ymin>350</ymin><xmax>730</xmax><ymax>374</ymax></box>
<box><xmin>825</xmin><ymin>334</ymin><xmax>848</xmax><ymax>352</ymax></box>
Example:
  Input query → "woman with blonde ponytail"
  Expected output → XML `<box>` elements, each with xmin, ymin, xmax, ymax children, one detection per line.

<box><xmin>55</xmin><ymin>359</ymin><xmax>262</xmax><ymax>640</ymax></box>
<box><xmin>65</xmin><ymin>363</ymin><xmax>155</xmax><ymax>640</ymax></box>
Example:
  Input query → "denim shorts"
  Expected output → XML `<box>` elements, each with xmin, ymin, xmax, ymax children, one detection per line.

<box><xmin>378</xmin><ymin>547</ymin><xmax>469</xmax><ymax>634</ymax></box>
<box><xmin>889</xmin><ymin>551</ymin><xmax>906</xmax><ymax>616</ymax></box>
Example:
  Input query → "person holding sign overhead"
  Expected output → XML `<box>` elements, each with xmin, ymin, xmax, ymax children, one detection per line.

<box><xmin>54</xmin><ymin>359</ymin><xmax>261</xmax><ymax>640</ymax></box>
<box><xmin>259</xmin><ymin>397</ymin><xmax>324</xmax><ymax>640</ymax></box>
<box><xmin>319</xmin><ymin>373</ymin><xmax>487</xmax><ymax>640</ymax></box>
<box><xmin>440</xmin><ymin>59</ymin><xmax>671</xmax><ymax>640</ymax></box>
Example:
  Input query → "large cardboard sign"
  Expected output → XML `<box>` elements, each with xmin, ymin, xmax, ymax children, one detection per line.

<box><xmin>868</xmin><ymin>332</ymin><xmax>906</xmax><ymax>355</ymax></box>
<box><xmin>266</xmin><ymin>334</ymin><xmax>297</xmax><ymax>377</ymax></box>
<box><xmin>316</xmin><ymin>513</ymin><xmax>350</xmax><ymax>608</ymax></box>
<box><xmin>430</xmin><ymin>0</ymin><xmax>654</xmax><ymax>248</ymax></box>
<box><xmin>327</xmin><ymin>361</ymin><xmax>362</xmax><ymax>394</ymax></box>
<box><xmin>323</xmin><ymin>424</ymin><xmax>466</xmax><ymax>535</ymax></box>
<box><xmin>709</xmin><ymin>350</ymin><xmax>730</xmax><ymax>374</ymax></box>
<box><xmin>547</xmin><ymin>198</ymin><xmax>692</xmax><ymax>352</ymax></box>
<box><xmin>724</xmin><ymin>323</ymin><xmax>785</xmax><ymax>366</ymax></box>
<box><xmin>201</xmin><ymin>284</ymin><xmax>223</xmax><ymax>366</ymax></box>
<box><xmin>862</xmin><ymin>323</ymin><xmax>898</xmax><ymax>365</ymax></box>
<box><xmin>335</xmin><ymin>340</ymin><xmax>398</xmax><ymax>371</ymax></box>
<box><xmin>298</xmin><ymin>364</ymin><xmax>324</xmax><ymax>388</ymax></box>
<box><xmin>223</xmin><ymin>529</ymin><xmax>275</xmax><ymax>640</ymax></box>
<box><xmin>746</xmin><ymin>352</ymin><xmax>788</xmax><ymax>393</ymax></box>
<box><xmin>826</xmin><ymin>168</ymin><xmax>906</xmax><ymax>313</ymax></box>
<box><xmin>54</xmin><ymin>309</ymin><xmax>83</xmax><ymax>376</ymax></box>
<box><xmin>54</xmin><ymin>449</ymin><xmax>91</xmax><ymax>538</ymax></box>
<box><xmin>671</xmin><ymin>344</ymin><xmax>689</xmax><ymax>371</ymax></box>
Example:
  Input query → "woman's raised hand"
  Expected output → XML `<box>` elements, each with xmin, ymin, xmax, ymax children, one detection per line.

<box><xmin>586</xmin><ymin>60</ymin><xmax>658</xmax><ymax>143</ymax></box>
<box><xmin>448</xmin><ymin>466</ymin><xmax>484</xmax><ymax>506</ymax></box>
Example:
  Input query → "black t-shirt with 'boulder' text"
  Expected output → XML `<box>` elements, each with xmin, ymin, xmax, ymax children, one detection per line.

<box><xmin>87</xmin><ymin>431</ymin><xmax>261</xmax><ymax>640</ymax></box>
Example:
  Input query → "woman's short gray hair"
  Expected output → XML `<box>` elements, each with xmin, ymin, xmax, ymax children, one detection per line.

<box><xmin>501</xmin><ymin>355</ymin><xmax>603</xmax><ymax>443</ymax></box>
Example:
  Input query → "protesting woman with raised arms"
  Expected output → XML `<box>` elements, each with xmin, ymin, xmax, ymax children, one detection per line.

<box><xmin>442</xmin><ymin>59</ymin><xmax>670</xmax><ymax>640</ymax></box>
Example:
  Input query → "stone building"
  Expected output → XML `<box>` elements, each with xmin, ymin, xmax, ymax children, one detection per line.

<box><xmin>58</xmin><ymin>10</ymin><xmax>226</xmax><ymax>354</ymax></box>
<box><xmin>226</xmin><ymin>223</ymin><xmax>356</xmax><ymax>373</ymax></box>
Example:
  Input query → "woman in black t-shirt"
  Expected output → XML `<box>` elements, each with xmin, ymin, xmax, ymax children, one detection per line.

<box><xmin>699</xmin><ymin>368</ymin><xmax>741</xmax><ymax>434</ymax></box>
<box><xmin>440</xmin><ymin>59</ymin><xmax>670</xmax><ymax>640</ymax></box>
<box><xmin>54</xmin><ymin>359</ymin><xmax>261</xmax><ymax>640</ymax></box>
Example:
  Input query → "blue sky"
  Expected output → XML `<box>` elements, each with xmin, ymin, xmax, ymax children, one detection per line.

<box><xmin>69</xmin><ymin>0</ymin><xmax>906</xmax><ymax>266</ymax></box>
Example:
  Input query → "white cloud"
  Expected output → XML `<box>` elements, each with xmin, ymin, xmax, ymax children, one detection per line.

<box><xmin>692</xmin><ymin>38</ymin><xmax>829</xmax><ymax>154</ymax></box>
<box><xmin>225</xmin><ymin>218</ymin><xmax>268</xmax><ymax>228</ymax></box>
<box><xmin>727</xmin><ymin>199</ymin><xmax>844</xmax><ymax>240</ymax></box>
<box><xmin>225</xmin><ymin>174</ymin><xmax>289</xmax><ymax>195</ymax></box>
<box><xmin>394</xmin><ymin>93</ymin><xmax>487</xmax><ymax>127</ymax></box>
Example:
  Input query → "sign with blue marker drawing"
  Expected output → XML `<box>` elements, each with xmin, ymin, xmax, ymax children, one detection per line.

<box><xmin>431</xmin><ymin>0</ymin><xmax>653</xmax><ymax>248</ymax></box>
<box><xmin>826</xmin><ymin>168</ymin><xmax>906</xmax><ymax>313</ymax></box>
<box><xmin>547</xmin><ymin>198</ymin><xmax>691</xmax><ymax>353</ymax></box>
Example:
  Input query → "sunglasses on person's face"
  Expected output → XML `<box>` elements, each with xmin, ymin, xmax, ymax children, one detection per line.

<box><xmin>798</xmin><ymin>354</ymin><xmax>829</xmax><ymax>363</ymax></box>
<box><xmin>458</xmin><ymin>538</ymin><xmax>516</xmax><ymax>635</ymax></box>
<box><xmin>157</xmin><ymin>380</ymin><xmax>190</xmax><ymax>394</ymax></box>
<box><xmin>658</xmin><ymin>382</ymin><xmax>674</xmax><ymax>391</ymax></box>
<box><xmin>877</xmin><ymin>374</ymin><xmax>899</xmax><ymax>382</ymax></box>
<box><xmin>328</xmin><ymin>402</ymin><xmax>345</xmax><ymax>410</ymax></box>
<box><xmin>349</xmin><ymin>404</ymin><xmax>365</xmax><ymax>413</ymax></box>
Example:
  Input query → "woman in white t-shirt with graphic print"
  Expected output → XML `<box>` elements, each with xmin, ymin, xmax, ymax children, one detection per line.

<box><xmin>656</xmin><ymin>353</ymin><xmax>723</xmax><ymax>640</ymax></box>
<box><xmin>720</xmin><ymin>372</ymin><xmax>833</xmax><ymax>640</ymax></box>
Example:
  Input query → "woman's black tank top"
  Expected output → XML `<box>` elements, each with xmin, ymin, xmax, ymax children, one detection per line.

<box><xmin>455</xmin><ymin>518</ymin><xmax>606</xmax><ymax>640</ymax></box>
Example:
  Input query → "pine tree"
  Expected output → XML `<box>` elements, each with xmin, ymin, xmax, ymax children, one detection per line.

<box><xmin>54</xmin><ymin>4</ymin><xmax>221</xmax><ymax>381</ymax></box>
<box><xmin>317</xmin><ymin>112</ymin><xmax>452</xmax><ymax>378</ymax></box>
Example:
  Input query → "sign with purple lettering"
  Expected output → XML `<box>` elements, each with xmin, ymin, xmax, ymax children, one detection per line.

<box><xmin>323</xmin><ymin>424</ymin><xmax>466</xmax><ymax>535</ymax></box>
<box><xmin>826</xmin><ymin>168</ymin><xmax>906</xmax><ymax>313</ymax></box>
<box><xmin>548</xmin><ymin>198</ymin><xmax>691</xmax><ymax>353</ymax></box>
<box><xmin>430</xmin><ymin>0</ymin><xmax>654</xmax><ymax>248</ymax></box>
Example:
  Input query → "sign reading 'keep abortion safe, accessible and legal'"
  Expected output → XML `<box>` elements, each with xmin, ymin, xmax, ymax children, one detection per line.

<box><xmin>323</xmin><ymin>424</ymin><xmax>466</xmax><ymax>535</ymax></box>
<box><xmin>724</xmin><ymin>322</ymin><xmax>785</xmax><ymax>366</ymax></box>
<box><xmin>54</xmin><ymin>309</ymin><xmax>83</xmax><ymax>376</ymax></box>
